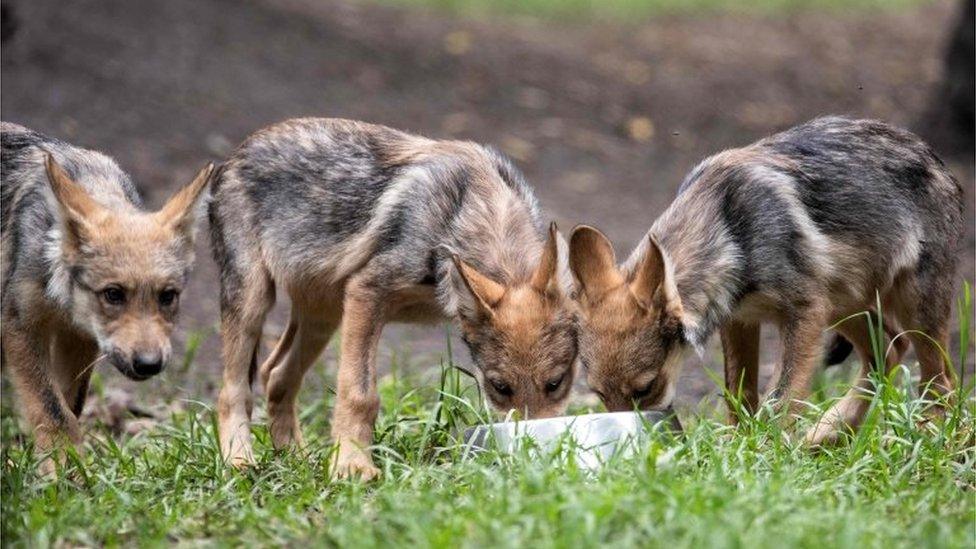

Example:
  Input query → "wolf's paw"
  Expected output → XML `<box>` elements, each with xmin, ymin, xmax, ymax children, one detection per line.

<box><xmin>36</xmin><ymin>456</ymin><xmax>59</xmax><ymax>479</ymax></box>
<box><xmin>229</xmin><ymin>453</ymin><xmax>256</xmax><ymax>469</ymax></box>
<box><xmin>803</xmin><ymin>420</ymin><xmax>844</xmax><ymax>448</ymax></box>
<box><xmin>332</xmin><ymin>448</ymin><xmax>380</xmax><ymax>482</ymax></box>
<box><xmin>219</xmin><ymin>417</ymin><xmax>256</xmax><ymax>469</ymax></box>
<box><xmin>269</xmin><ymin>413</ymin><xmax>303</xmax><ymax>450</ymax></box>
<box><xmin>222</xmin><ymin>439</ymin><xmax>256</xmax><ymax>469</ymax></box>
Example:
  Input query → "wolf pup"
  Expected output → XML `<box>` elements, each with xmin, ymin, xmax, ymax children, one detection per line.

<box><xmin>210</xmin><ymin>118</ymin><xmax>576</xmax><ymax>478</ymax></box>
<box><xmin>1</xmin><ymin>123</ymin><xmax>212</xmax><ymax>471</ymax></box>
<box><xmin>568</xmin><ymin>116</ymin><xmax>963</xmax><ymax>445</ymax></box>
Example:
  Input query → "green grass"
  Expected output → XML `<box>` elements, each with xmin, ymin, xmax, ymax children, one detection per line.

<box><xmin>367</xmin><ymin>0</ymin><xmax>929</xmax><ymax>22</ymax></box>
<box><xmin>3</xmin><ymin>363</ymin><xmax>974</xmax><ymax>546</ymax></box>
<box><xmin>3</xmin><ymin>287</ymin><xmax>974</xmax><ymax>547</ymax></box>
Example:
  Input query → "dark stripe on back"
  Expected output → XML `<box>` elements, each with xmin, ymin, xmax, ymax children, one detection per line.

<box><xmin>719</xmin><ymin>168</ymin><xmax>813</xmax><ymax>291</ymax></box>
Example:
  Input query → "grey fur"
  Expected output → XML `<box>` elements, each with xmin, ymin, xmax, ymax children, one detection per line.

<box><xmin>3</xmin><ymin>121</ymin><xmax>209</xmax><ymax>381</ymax></box>
<box><xmin>635</xmin><ymin>116</ymin><xmax>964</xmax><ymax>349</ymax></box>
<box><xmin>571</xmin><ymin>116</ymin><xmax>963</xmax><ymax>425</ymax></box>
<box><xmin>1</xmin><ymin>122</ymin><xmax>141</xmax><ymax>314</ymax></box>
<box><xmin>210</xmin><ymin>119</ymin><xmax>578</xmax><ymax>471</ymax></box>
<box><xmin>3</xmin><ymin>123</ymin><xmax>210</xmax><ymax>468</ymax></box>
<box><xmin>209</xmin><ymin>118</ymin><xmax>550</xmax><ymax>324</ymax></box>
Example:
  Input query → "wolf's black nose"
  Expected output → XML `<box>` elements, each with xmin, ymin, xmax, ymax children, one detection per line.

<box><xmin>132</xmin><ymin>353</ymin><xmax>164</xmax><ymax>377</ymax></box>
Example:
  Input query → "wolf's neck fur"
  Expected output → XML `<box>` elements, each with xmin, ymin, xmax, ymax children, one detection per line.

<box><xmin>433</xmin><ymin>162</ymin><xmax>546</xmax><ymax>317</ymax></box>
<box><xmin>459</xmin><ymin>191</ymin><xmax>543</xmax><ymax>284</ymax></box>
<box><xmin>443</xmin><ymin>147</ymin><xmax>544</xmax><ymax>286</ymax></box>
<box><xmin>628</xmin><ymin>192</ymin><xmax>746</xmax><ymax>351</ymax></box>
<box><xmin>42</xmin><ymin>227</ymin><xmax>74</xmax><ymax>308</ymax></box>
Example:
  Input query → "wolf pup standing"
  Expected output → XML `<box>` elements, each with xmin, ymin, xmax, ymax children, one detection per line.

<box><xmin>1</xmin><ymin>123</ymin><xmax>212</xmax><ymax>471</ymax></box>
<box><xmin>210</xmin><ymin>118</ymin><xmax>576</xmax><ymax>479</ymax></box>
<box><xmin>568</xmin><ymin>116</ymin><xmax>963</xmax><ymax>444</ymax></box>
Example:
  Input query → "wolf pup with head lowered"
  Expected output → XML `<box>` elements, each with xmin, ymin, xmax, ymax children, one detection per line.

<box><xmin>1</xmin><ymin>123</ymin><xmax>212</xmax><ymax>471</ymax></box>
<box><xmin>569</xmin><ymin>117</ymin><xmax>963</xmax><ymax>444</ymax></box>
<box><xmin>210</xmin><ymin>118</ymin><xmax>576</xmax><ymax>479</ymax></box>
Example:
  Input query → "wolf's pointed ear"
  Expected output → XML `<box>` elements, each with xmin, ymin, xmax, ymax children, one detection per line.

<box><xmin>555</xmin><ymin>226</ymin><xmax>576</xmax><ymax>296</ymax></box>
<box><xmin>156</xmin><ymin>163</ymin><xmax>214</xmax><ymax>239</ymax></box>
<box><xmin>530</xmin><ymin>222</ymin><xmax>561</xmax><ymax>294</ymax></box>
<box><xmin>451</xmin><ymin>255</ymin><xmax>505</xmax><ymax>319</ymax></box>
<box><xmin>569</xmin><ymin>225</ymin><xmax>623</xmax><ymax>303</ymax></box>
<box><xmin>45</xmin><ymin>154</ymin><xmax>105</xmax><ymax>252</ymax></box>
<box><xmin>630</xmin><ymin>235</ymin><xmax>681</xmax><ymax>316</ymax></box>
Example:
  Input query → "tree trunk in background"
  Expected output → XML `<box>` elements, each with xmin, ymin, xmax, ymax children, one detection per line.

<box><xmin>921</xmin><ymin>0</ymin><xmax>974</xmax><ymax>157</ymax></box>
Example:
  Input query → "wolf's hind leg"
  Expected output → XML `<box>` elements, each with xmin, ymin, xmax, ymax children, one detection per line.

<box><xmin>217</xmin><ymin>268</ymin><xmax>274</xmax><ymax>468</ymax></box>
<box><xmin>259</xmin><ymin>317</ymin><xmax>297</xmax><ymax>393</ymax></box>
<box><xmin>890</xmin><ymin>275</ymin><xmax>955</xmax><ymax>418</ymax></box>
<box><xmin>266</xmin><ymin>304</ymin><xmax>338</xmax><ymax>450</ymax></box>
<box><xmin>805</xmin><ymin>311</ymin><xmax>900</xmax><ymax>446</ymax></box>
<box><xmin>822</xmin><ymin>317</ymin><xmax>907</xmax><ymax>367</ymax></box>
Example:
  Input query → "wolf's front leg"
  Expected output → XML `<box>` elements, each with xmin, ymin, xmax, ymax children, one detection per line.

<box><xmin>331</xmin><ymin>278</ymin><xmax>385</xmax><ymax>481</ymax></box>
<box><xmin>769</xmin><ymin>302</ymin><xmax>828</xmax><ymax>418</ymax></box>
<box><xmin>720</xmin><ymin>320</ymin><xmax>761</xmax><ymax>424</ymax></box>
<box><xmin>3</xmin><ymin>324</ymin><xmax>82</xmax><ymax>475</ymax></box>
<box><xmin>51</xmin><ymin>329</ymin><xmax>99</xmax><ymax>417</ymax></box>
<box><xmin>217</xmin><ymin>324</ymin><xmax>258</xmax><ymax>468</ymax></box>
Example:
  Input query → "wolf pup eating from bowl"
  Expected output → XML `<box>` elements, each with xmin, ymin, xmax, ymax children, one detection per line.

<box><xmin>209</xmin><ymin>118</ymin><xmax>577</xmax><ymax>479</ymax></box>
<box><xmin>568</xmin><ymin>116</ymin><xmax>963</xmax><ymax>445</ymax></box>
<box><xmin>1</xmin><ymin>122</ymin><xmax>213</xmax><ymax>472</ymax></box>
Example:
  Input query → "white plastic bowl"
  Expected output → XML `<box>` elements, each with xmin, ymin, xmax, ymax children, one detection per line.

<box><xmin>463</xmin><ymin>410</ymin><xmax>682</xmax><ymax>469</ymax></box>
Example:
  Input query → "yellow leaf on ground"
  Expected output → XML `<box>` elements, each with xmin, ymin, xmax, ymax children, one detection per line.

<box><xmin>626</xmin><ymin>116</ymin><xmax>655</xmax><ymax>142</ymax></box>
<box><xmin>444</xmin><ymin>30</ymin><xmax>472</xmax><ymax>56</ymax></box>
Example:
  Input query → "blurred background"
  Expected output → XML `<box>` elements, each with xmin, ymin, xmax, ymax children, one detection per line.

<box><xmin>1</xmin><ymin>0</ymin><xmax>973</xmax><ymax>422</ymax></box>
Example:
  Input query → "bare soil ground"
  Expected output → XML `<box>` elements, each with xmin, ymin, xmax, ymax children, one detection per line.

<box><xmin>2</xmin><ymin>0</ymin><xmax>972</xmax><ymax>417</ymax></box>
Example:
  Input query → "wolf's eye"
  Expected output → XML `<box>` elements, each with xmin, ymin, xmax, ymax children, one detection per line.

<box><xmin>101</xmin><ymin>286</ymin><xmax>126</xmax><ymax>306</ymax></box>
<box><xmin>545</xmin><ymin>373</ymin><xmax>566</xmax><ymax>393</ymax></box>
<box><xmin>158</xmin><ymin>289</ymin><xmax>180</xmax><ymax>307</ymax></box>
<box><xmin>489</xmin><ymin>379</ymin><xmax>513</xmax><ymax>397</ymax></box>
<box><xmin>632</xmin><ymin>382</ymin><xmax>655</xmax><ymax>401</ymax></box>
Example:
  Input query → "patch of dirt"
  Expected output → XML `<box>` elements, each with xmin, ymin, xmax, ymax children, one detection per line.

<box><xmin>1</xmin><ymin>0</ymin><xmax>972</xmax><ymax>413</ymax></box>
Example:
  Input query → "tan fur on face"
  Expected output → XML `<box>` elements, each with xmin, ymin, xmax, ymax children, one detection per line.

<box><xmin>1</xmin><ymin>148</ymin><xmax>212</xmax><ymax>473</ymax></box>
<box><xmin>72</xmin><ymin>216</ymin><xmax>183</xmax><ymax>358</ymax></box>
<box><xmin>48</xmin><ymin>157</ymin><xmax>212</xmax><ymax>371</ymax></box>
<box><xmin>465</xmin><ymin>285</ymin><xmax>577</xmax><ymax>418</ymax></box>
<box><xmin>455</xmin><ymin>225</ymin><xmax>577</xmax><ymax>418</ymax></box>
<box><xmin>570</xmin><ymin>225</ymin><xmax>685</xmax><ymax>412</ymax></box>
